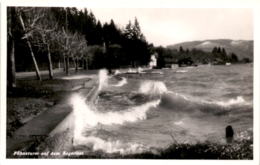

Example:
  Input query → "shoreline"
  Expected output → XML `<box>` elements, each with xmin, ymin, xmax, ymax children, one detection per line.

<box><xmin>6</xmin><ymin>66</ymin><xmax>253</xmax><ymax>159</ymax></box>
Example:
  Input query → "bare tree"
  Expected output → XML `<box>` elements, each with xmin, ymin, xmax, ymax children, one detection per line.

<box><xmin>17</xmin><ymin>8</ymin><xmax>42</xmax><ymax>80</ymax></box>
<box><xmin>7</xmin><ymin>8</ymin><xmax>17</xmax><ymax>88</ymax></box>
<box><xmin>32</xmin><ymin>8</ymin><xmax>58</xmax><ymax>79</ymax></box>
<box><xmin>55</xmin><ymin>29</ymin><xmax>88</xmax><ymax>75</ymax></box>
<box><xmin>54</xmin><ymin>28</ymin><xmax>77</xmax><ymax>75</ymax></box>
<box><xmin>70</xmin><ymin>33</ymin><xmax>87</xmax><ymax>72</ymax></box>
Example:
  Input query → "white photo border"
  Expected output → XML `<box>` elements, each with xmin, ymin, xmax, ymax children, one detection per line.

<box><xmin>1</xmin><ymin>0</ymin><xmax>259</xmax><ymax>165</ymax></box>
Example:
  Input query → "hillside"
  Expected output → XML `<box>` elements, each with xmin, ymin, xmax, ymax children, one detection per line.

<box><xmin>167</xmin><ymin>39</ymin><xmax>253</xmax><ymax>61</ymax></box>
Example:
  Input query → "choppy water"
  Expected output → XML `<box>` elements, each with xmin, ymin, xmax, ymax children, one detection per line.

<box><xmin>70</xmin><ymin>64</ymin><xmax>253</xmax><ymax>154</ymax></box>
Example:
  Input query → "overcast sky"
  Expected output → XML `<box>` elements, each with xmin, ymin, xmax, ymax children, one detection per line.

<box><xmin>89</xmin><ymin>8</ymin><xmax>253</xmax><ymax>46</ymax></box>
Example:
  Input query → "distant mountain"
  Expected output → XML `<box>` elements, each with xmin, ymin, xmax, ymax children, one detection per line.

<box><xmin>167</xmin><ymin>39</ymin><xmax>253</xmax><ymax>60</ymax></box>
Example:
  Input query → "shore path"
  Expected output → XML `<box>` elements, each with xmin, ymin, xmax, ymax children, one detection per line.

<box><xmin>7</xmin><ymin>69</ymin><xmax>100</xmax><ymax>157</ymax></box>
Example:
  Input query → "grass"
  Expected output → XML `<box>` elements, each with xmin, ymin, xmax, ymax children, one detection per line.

<box><xmin>7</xmin><ymin>75</ymin><xmax>92</xmax><ymax>138</ymax></box>
<box><xmin>9</xmin><ymin>137</ymin><xmax>253</xmax><ymax>159</ymax></box>
<box><xmin>63</xmin><ymin>139</ymin><xmax>252</xmax><ymax>159</ymax></box>
<box><xmin>124</xmin><ymin>140</ymin><xmax>253</xmax><ymax>159</ymax></box>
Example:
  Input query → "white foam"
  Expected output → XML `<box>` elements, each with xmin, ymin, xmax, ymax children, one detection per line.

<box><xmin>215</xmin><ymin>96</ymin><xmax>249</xmax><ymax>107</ymax></box>
<box><xmin>71</xmin><ymin>93</ymin><xmax>160</xmax><ymax>153</ymax></box>
<box><xmin>59</xmin><ymin>75</ymin><xmax>93</xmax><ymax>80</ymax></box>
<box><xmin>176</xmin><ymin>70</ymin><xmax>187</xmax><ymax>73</ymax></box>
<box><xmin>139</xmin><ymin>80</ymin><xmax>168</xmax><ymax>96</ymax></box>
<box><xmin>71</xmin><ymin>94</ymin><xmax>160</xmax><ymax>127</ymax></box>
<box><xmin>112</xmin><ymin>77</ymin><xmax>128</xmax><ymax>87</ymax></box>
<box><xmin>98</xmin><ymin>69</ymin><xmax>109</xmax><ymax>91</ymax></box>
<box><xmin>167</xmin><ymin>91</ymin><xmax>189</xmax><ymax>101</ymax></box>
<box><xmin>137</xmin><ymin>67</ymin><xmax>143</xmax><ymax>73</ymax></box>
<box><xmin>167</xmin><ymin>92</ymin><xmax>250</xmax><ymax>108</ymax></box>
<box><xmin>126</xmin><ymin>68</ymin><xmax>146</xmax><ymax>74</ymax></box>
<box><xmin>73</xmin><ymin>136</ymin><xmax>146</xmax><ymax>154</ymax></box>
<box><xmin>151</xmin><ymin>71</ymin><xmax>163</xmax><ymax>74</ymax></box>
<box><xmin>127</xmin><ymin>68</ymin><xmax>135</xmax><ymax>73</ymax></box>
<box><xmin>114</xmin><ymin>70</ymin><xmax>121</xmax><ymax>75</ymax></box>
<box><xmin>166</xmin><ymin>91</ymin><xmax>251</xmax><ymax>109</ymax></box>
<box><xmin>174</xmin><ymin>120</ymin><xmax>184</xmax><ymax>125</ymax></box>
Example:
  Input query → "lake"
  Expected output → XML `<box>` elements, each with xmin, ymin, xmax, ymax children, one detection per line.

<box><xmin>70</xmin><ymin>64</ymin><xmax>253</xmax><ymax>154</ymax></box>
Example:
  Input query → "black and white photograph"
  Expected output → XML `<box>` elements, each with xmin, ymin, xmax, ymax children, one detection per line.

<box><xmin>1</xmin><ymin>0</ymin><xmax>259</xmax><ymax>163</ymax></box>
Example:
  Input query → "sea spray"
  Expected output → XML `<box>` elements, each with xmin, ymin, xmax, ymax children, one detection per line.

<box><xmin>114</xmin><ymin>70</ymin><xmax>121</xmax><ymax>75</ymax></box>
<box><xmin>87</xmin><ymin>69</ymin><xmax>110</xmax><ymax>103</ymax></box>
<box><xmin>71</xmin><ymin>94</ymin><xmax>161</xmax><ymax>127</ymax></box>
<box><xmin>138</xmin><ymin>80</ymin><xmax>168</xmax><ymax>96</ymax></box>
<box><xmin>73</xmin><ymin>136</ymin><xmax>147</xmax><ymax>154</ymax></box>
<box><xmin>98</xmin><ymin>69</ymin><xmax>109</xmax><ymax>91</ymax></box>
<box><xmin>71</xmin><ymin>93</ymin><xmax>160</xmax><ymax>152</ymax></box>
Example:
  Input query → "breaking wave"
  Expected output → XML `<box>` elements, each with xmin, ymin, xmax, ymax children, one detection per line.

<box><xmin>70</xmin><ymin>68</ymin><xmax>251</xmax><ymax>154</ymax></box>
<box><xmin>157</xmin><ymin>93</ymin><xmax>251</xmax><ymax>116</ymax></box>
<box><xmin>214</xmin><ymin>96</ymin><xmax>250</xmax><ymax>107</ymax></box>
<box><xmin>71</xmin><ymin>94</ymin><xmax>250</xmax><ymax>154</ymax></box>
<box><xmin>71</xmin><ymin>94</ymin><xmax>160</xmax><ymax>127</ymax></box>
<box><xmin>71</xmin><ymin>93</ymin><xmax>160</xmax><ymax>154</ymax></box>
<box><xmin>138</xmin><ymin>80</ymin><xmax>168</xmax><ymax>96</ymax></box>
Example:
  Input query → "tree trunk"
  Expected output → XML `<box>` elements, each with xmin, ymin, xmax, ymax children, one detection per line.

<box><xmin>65</xmin><ymin>56</ymin><xmax>69</xmax><ymax>75</ymax></box>
<box><xmin>8</xmin><ymin>8</ymin><xmax>16</xmax><ymax>88</ymax></box>
<box><xmin>26</xmin><ymin>40</ymin><xmax>42</xmax><ymax>80</ymax></box>
<box><xmin>8</xmin><ymin>38</ymin><xmax>16</xmax><ymax>88</ymax></box>
<box><xmin>47</xmin><ymin>43</ymin><xmax>53</xmax><ymax>79</ymax></box>
<box><xmin>83</xmin><ymin>58</ymin><xmax>86</xmax><ymax>70</ymax></box>
<box><xmin>75</xmin><ymin>58</ymin><xmax>78</xmax><ymax>72</ymax></box>
<box><xmin>64</xmin><ymin>10</ymin><xmax>69</xmax><ymax>75</ymax></box>
<box><xmin>73</xmin><ymin>58</ymin><xmax>76</xmax><ymax>72</ymax></box>
<box><xmin>63</xmin><ymin>55</ymin><xmax>66</xmax><ymax>71</ymax></box>
<box><xmin>18</xmin><ymin>12</ymin><xmax>41</xmax><ymax>80</ymax></box>
<box><xmin>85</xmin><ymin>57</ymin><xmax>88</xmax><ymax>70</ymax></box>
